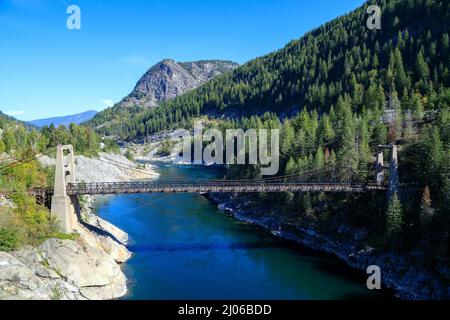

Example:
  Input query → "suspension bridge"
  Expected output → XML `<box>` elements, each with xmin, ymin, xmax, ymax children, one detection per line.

<box><xmin>1</xmin><ymin>144</ymin><xmax>399</xmax><ymax>233</ymax></box>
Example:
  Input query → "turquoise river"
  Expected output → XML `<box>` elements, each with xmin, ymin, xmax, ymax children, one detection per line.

<box><xmin>94</xmin><ymin>162</ymin><xmax>390</xmax><ymax>300</ymax></box>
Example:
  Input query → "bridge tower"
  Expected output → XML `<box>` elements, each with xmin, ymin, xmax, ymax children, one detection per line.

<box><xmin>51</xmin><ymin>144</ymin><xmax>77</xmax><ymax>233</ymax></box>
<box><xmin>375</xmin><ymin>144</ymin><xmax>399</xmax><ymax>200</ymax></box>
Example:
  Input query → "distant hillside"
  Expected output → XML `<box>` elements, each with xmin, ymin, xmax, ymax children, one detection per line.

<box><xmin>29</xmin><ymin>110</ymin><xmax>98</xmax><ymax>127</ymax></box>
<box><xmin>0</xmin><ymin>111</ymin><xmax>37</xmax><ymax>130</ymax></box>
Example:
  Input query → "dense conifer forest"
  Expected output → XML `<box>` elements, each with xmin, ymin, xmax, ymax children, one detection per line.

<box><xmin>87</xmin><ymin>0</ymin><xmax>450</xmax><ymax>264</ymax></box>
<box><xmin>1</xmin><ymin>0</ymin><xmax>448</xmax><ymax>281</ymax></box>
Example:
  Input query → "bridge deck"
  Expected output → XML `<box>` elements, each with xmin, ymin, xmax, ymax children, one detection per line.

<box><xmin>58</xmin><ymin>181</ymin><xmax>386</xmax><ymax>196</ymax></box>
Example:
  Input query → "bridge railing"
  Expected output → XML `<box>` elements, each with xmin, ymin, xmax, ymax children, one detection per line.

<box><xmin>64</xmin><ymin>180</ymin><xmax>386</xmax><ymax>196</ymax></box>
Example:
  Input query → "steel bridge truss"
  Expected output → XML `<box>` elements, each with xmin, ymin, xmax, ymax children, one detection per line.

<box><xmin>63</xmin><ymin>180</ymin><xmax>386</xmax><ymax>196</ymax></box>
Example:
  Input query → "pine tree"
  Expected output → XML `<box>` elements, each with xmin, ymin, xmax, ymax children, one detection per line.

<box><xmin>314</xmin><ymin>147</ymin><xmax>324</xmax><ymax>170</ymax></box>
<box><xmin>281</xmin><ymin>120</ymin><xmax>295</xmax><ymax>158</ymax></box>
<box><xmin>420</xmin><ymin>186</ymin><xmax>434</xmax><ymax>226</ymax></box>
<box><xmin>416</xmin><ymin>49</ymin><xmax>430</xmax><ymax>81</ymax></box>
<box><xmin>318</xmin><ymin>114</ymin><xmax>335</xmax><ymax>144</ymax></box>
<box><xmin>441</xmin><ymin>33</ymin><xmax>449</xmax><ymax>54</ymax></box>
<box><xmin>386</xmin><ymin>192</ymin><xmax>404</xmax><ymax>240</ymax></box>
<box><xmin>412</xmin><ymin>92</ymin><xmax>424</xmax><ymax>120</ymax></box>
<box><xmin>285</xmin><ymin>157</ymin><xmax>297</xmax><ymax>175</ymax></box>
<box><xmin>357</xmin><ymin>120</ymin><xmax>371</xmax><ymax>179</ymax></box>
<box><xmin>393</xmin><ymin>47</ymin><xmax>410</xmax><ymax>93</ymax></box>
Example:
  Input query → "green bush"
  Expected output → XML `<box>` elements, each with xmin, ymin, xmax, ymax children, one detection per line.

<box><xmin>125</xmin><ymin>149</ymin><xmax>134</xmax><ymax>161</ymax></box>
<box><xmin>0</xmin><ymin>227</ymin><xmax>20</xmax><ymax>251</ymax></box>
<box><xmin>156</xmin><ymin>139</ymin><xmax>175</xmax><ymax>157</ymax></box>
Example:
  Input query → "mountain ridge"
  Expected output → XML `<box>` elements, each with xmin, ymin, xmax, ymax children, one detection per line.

<box><xmin>29</xmin><ymin>110</ymin><xmax>98</xmax><ymax>127</ymax></box>
<box><xmin>0</xmin><ymin>111</ymin><xmax>38</xmax><ymax>130</ymax></box>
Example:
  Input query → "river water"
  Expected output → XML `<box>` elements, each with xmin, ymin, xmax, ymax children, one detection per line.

<box><xmin>94</xmin><ymin>162</ymin><xmax>387</xmax><ymax>300</ymax></box>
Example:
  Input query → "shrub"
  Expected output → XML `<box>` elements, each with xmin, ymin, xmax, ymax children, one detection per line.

<box><xmin>156</xmin><ymin>139</ymin><xmax>175</xmax><ymax>157</ymax></box>
<box><xmin>0</xmin><ymin>227</ymin><xmax>20</xmax><ymax>251</ymax></box>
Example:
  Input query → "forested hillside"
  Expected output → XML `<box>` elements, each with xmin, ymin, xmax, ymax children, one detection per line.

<box><xmin>87</xmin><ymin>0</ymin><xmax>450</xmax><ymax>275</ymax></box>
<box><xmin>89</xmin><ymin>0</ymin><xmax>449</xmax><ymax>140</ymax></box>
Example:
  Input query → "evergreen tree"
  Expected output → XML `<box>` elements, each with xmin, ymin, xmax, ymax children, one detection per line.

<box><xmin>285</xmin><ymin>157</ymin><xmax>297</xmax><ymax>175</ymax></box>
<box><xmin>281</xmin><ymin>120</ymin><xmax>295</xmax><ymax>159</ymax></box>
<box><xmin>313</xmin><ymin>147</ymin><xmax>324</xmax><ymax>170</ymax></box>
<box><xmin>421</xmin><ymin>126</ymin><xmax>444</xmax><ymax>191</ymax></box>
<box><xmin>441</xmin><ymin>33</ymin><xmax>449</xmax><ymax>55</ymax></box>
<box><xmin>393</xmin><ymin>47</ymin><xmax>410</xmax><ymax>93</ymax></box>
<box><xmin>420</xmin><ymin>186</ymin><xmax>434</xmax><ymax>226</ymax></box>
<box><xmin>412</xmin><ymin>92</ymin><xmax>424</xmax><ymax>120</ymax></box>
<box><xmin>357</xmin><ymin>120</ymin><xmax>372</xmax><ymax>179</ymax></box>
<box><xmin>335</xmin><ymin>97</ymin><xmax>358</xmax><ymax>180</ymax></box>
<box><xmin>386</xmin><ymin>192</ymin><xmax>404</xmax><ymax>240</ymax></box>
<box><xmin>416</xmin><ymin>49</ymin><xmax>430</xmax><ymax>82</ymax></box>
<box><xmin>318</xmin><ymin>114</ymin><xmax>335</xmax><ymax>144</ymax></box>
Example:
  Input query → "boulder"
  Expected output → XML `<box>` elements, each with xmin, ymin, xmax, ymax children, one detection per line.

<box><xmin>83</xmin><ymin>212</ymin><xmax>129</xmax><ymax>244</ymax></box>
<box><xmin>78</xmin><ymin>225</ymin><xmax>131</xmax><ymax>263</ymax></box>
<box><xmin>39</xmin><ymin>239</ymin><xmax>127</xmax><ymax>299</ymax></box>
<box><xmin>0</xmin><ymin>252</ymin><xmax>49</xmax><ymax>300</ymax></box>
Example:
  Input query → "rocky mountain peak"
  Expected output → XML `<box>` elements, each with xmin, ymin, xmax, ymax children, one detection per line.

<box><xmin>118</xmin><ymin>59</ymin><xmax>239</xmax><ymax>109</ymax></box>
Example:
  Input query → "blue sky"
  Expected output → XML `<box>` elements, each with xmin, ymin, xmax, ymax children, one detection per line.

<box><xmin>0</xmin><ymin>0</ymin><xmax>365</xmax><ymax>121</ymax></box>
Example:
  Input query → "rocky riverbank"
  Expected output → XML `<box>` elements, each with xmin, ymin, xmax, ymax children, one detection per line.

<box><xmin>0</xmin><ymin>151</ymin><xmax>158</xmax><ymax>300</ymax></box>
<box><xmin>0</xmin><ymin>204</ymin><xmax>130</xmax><ymax>300</ymax></box>
<box><xmin>207</xmin><ymin>193</ymin><xmax>450</xmax><ymax>300</ymax></box>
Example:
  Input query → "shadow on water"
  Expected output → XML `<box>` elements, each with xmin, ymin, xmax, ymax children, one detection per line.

<box><xmin>128</xmin><ymin>241</ymin><xmax>288</xmax><ymax>252</ymax></box>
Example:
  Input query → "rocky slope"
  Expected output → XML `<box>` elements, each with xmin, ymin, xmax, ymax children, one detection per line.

<box><xmin>0</xmin><ymin>205</ymin><xmax>131</xmax><ymax>300</ymax></box>
<box><xmin>118</xmin><ymin>59</ymin><xmax>239</xmax><ymax>109</ymax></box>
<box><xmin>39</xmin><ymin>151</ymin><xmax>159</xmax><ymax>182</ymax></box>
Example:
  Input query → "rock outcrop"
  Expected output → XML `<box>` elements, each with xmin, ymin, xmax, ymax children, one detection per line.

<box><xmin>0</xmin><ymin>237</ymin><xmax>127</xmax><ymax>300</ymax></box>
<box><xmin>118</xmin><ymin>59</ymin><xmax>239</xmax><ymax>109</ymax></box>
<box><xmin>0</xmin><ymin>197</ymin><xmax>132</xmax><ymax>300</ymax></box>
<box><xmin>78</xmin><ymin>196</ymin><xmax>132</xmax><ymax>264</ymax></box>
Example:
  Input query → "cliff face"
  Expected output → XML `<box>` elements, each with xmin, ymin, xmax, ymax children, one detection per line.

<box><xmin>118</xmin><ymin>59</ymin><xmax>239</xmax><ymax>108</ymax></box>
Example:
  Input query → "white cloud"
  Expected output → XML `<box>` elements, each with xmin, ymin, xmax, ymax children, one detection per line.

<box><xmin>123</xmin><ymin>55</ymin><xmax>149</xmax><ymax>66</ymax></box>
<box><xmin>5</xmin><ymin>110</ymin><xmax>26</xmax><ymax>116</ymax></box>
<box><xmin>100</xmin><ymin>99</ymin><xmax>115</xmax><ymax>108</ymax></box>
